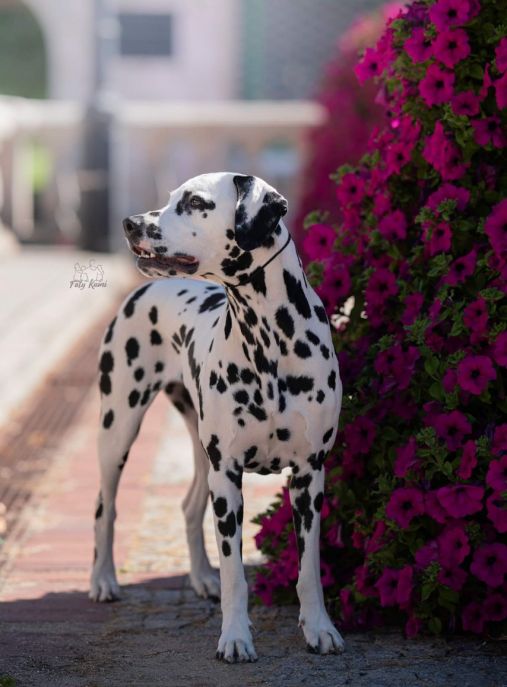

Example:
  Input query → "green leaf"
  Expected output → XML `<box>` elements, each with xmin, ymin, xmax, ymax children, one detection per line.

<box><xmin>421</xmin><ymin>581</ymin><xmax>435</xmax><ymax>601</ymax></box>
<box><xmin>424</xmin><ymin>356</ymin><xmax>440</xmax><ymax>377</ymax></box>
<box><xmin>428</xmin><ymin>617</ymin><xmax>442</xmax><ymax>635</ymax></box>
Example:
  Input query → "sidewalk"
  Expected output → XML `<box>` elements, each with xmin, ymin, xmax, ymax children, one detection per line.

<box><xmin>0</xmin><ymin>249</ymin><xmax>505</xmax><ymax>687</ymax></box>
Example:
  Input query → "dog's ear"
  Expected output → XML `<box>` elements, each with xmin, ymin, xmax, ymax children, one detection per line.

<box><xmin>233</xmin><ymin>175</ymin><xmax>288</xmax><ymax>251</ymax></box>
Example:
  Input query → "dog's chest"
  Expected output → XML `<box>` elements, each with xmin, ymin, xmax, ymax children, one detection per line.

<box><xmin>200</xmin><ymin>340</ymin><xmax>339</xmax><ymax>473</ymax></box>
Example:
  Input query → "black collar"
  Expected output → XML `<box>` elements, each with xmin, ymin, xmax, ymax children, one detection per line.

<box><xmin>230</xmin><ymin>232</ymin><xmax>292</xmax><ymax>288</ymax></box>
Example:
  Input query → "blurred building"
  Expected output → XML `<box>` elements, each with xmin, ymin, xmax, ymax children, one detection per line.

<box><xmin>0</xmin><ymin>0</ymin><xmax>386</xmax><ymax>248</ymax></box>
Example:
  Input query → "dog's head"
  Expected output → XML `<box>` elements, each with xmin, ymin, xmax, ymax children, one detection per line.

<box><xmin>123</xmin><ymin>172</ymin><xmax>288</xmax><ymax>281</ymax></box>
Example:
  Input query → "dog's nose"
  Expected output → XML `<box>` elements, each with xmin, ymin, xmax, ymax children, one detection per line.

<box><xmin>123</xmin><ymin>216</ymin><xmax>141</xmax><ymax>236</ymax></box>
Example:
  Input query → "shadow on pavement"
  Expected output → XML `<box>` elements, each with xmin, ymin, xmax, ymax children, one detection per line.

<box><xmin>1</xmin><ymin>574</ymin><xmax>506</xmax><ymax>687</ymax></box>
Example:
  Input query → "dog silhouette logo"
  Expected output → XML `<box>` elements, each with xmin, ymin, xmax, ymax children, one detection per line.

<box><xmin>70</xmin><ymin>259</ymin><xmax>107</xmax><ymax>289</ymax></box>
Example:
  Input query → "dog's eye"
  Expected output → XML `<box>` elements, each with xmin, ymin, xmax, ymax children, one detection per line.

<box><xmin>190</xmin><ymin>196</ymin><xmax>204</xmax><ymax>209</ymax></box>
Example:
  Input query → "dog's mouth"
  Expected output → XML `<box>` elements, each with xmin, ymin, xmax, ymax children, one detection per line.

<box><xmin>130</xmin><ymin>245</ymin><xmax>200</xmax><ymax>275</ymax></box>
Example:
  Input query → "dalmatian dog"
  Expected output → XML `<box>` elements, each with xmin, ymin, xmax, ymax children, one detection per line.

<box><xmin>89</xmin><ymin>172</ymin><xmax>344</xmax><ymax>662</ymax></box>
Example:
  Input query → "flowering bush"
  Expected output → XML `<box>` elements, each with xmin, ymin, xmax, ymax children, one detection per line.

<box><xmin>294</xmin><ymin>5</ymin><xmax>400</xmax><ymax>250</ymax></box>
<box><xmin>254</xmin><ymin>0</ymin><xmax>507</xmax><ymax>636</ymax></box>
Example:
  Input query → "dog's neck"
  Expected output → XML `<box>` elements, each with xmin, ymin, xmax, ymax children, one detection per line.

<box><xmin>220</xmin><ymin>224</ymin><xmax>315</xmax><ymax>368</ymax></box>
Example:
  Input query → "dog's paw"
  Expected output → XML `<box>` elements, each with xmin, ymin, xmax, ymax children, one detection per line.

<box><xmin>216</xmin><ymin>623</ymin><xmax>257</xmax><ymax>663</ymax></box>
<box><xmin>89</xmin><ymin>571</ymin><xmax>121</xmax><ymax>603</ymax></box>
<box><xmin>190</xmin><ymin>567</ymin><xmax>221</xmax><ymax>601</ymax></box>
<box><xmin>301</xmin><ymin>613</ymin><xmax>345</xmax><ymax>655</ymax></box>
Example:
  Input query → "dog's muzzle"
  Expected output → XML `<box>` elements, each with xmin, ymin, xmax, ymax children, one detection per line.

<box><xmin>123</xmin><ymin>216</ymin><xmax>199</xmax><ymax>275</ymax></box>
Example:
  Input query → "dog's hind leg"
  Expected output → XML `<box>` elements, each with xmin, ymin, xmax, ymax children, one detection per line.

<box><xmin>90</xmin><ymin>403</ymin><xmax>147</xmax><ymax>602</ymax></box>
<box><xmin>90</xmin><ymin>330</ymin><xmax>161</xmax><ymax>602</ymax></box>
<box><xmin>167</xmin><ymin>384</ymin><xmax>221</xmax><ymax>600</ymax></box>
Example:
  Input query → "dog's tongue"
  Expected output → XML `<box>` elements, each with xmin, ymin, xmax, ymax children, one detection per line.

<box><xmin>172</xmin><ymin>255</ymin><xmax>198</xmax><ymax>266</ymax></box>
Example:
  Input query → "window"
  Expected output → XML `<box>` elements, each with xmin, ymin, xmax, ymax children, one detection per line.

<box><xmin>119</xmin><ymin>13</ymin><xmax>173</xmax><ymax>57</ymax></box>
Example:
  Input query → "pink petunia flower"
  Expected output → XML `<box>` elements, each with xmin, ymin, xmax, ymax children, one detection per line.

<box><xmin>484</xmin><ymin>199</ymin><xmax>507</xmax><ymax>255</ymax></box>
<box><xmin>479</xmin><ymin>63</ymin><xmax>493</xmax><ymax>101</ymax></box>
<box><xmin>404</xmin><ymin>28</ymin><xmax>433</xmax><ymax>63</ymax></box>
<box><xmin>355</xmin><ymin>565</ymin><xmax>377</xmax><ymax>598</ymax></box>
<box><xmin>302</xmin><ymin>224</ymin><xmax>336</xmax><ymax>261</ymax></box>
<box><xmin>365</xmin><ymin>268</ymin><xmax>398</xmax><ymax>308</ymax></box>
<box><xmin>429</xmin><ymin>0</ymin><xmax>471</xmax><ymax>31</ymax></box>
<box><xmin>431</xmin><ymin>410</ymin><xmax>472</xmax><ymax>451</ymax></box>
<box><xmin>423</xmin><ymin>222</ymin><xmax>452</xmax><ymax>255</ymax></box>
<box><xmin>470</xmin><ymin>542</ymin><xmax>507</xmax><ymax>588</ymax></box>
<box><xmin>427</xmin><ymin>183</ymin><xmax>470</xmax><ymax>212</ymax></box>
<box><xmin>484</xmin><ymin>592</ymin><xmax>507</xmax><ymax>622</ymax></box>
<box><xmin>415</xmin><ymin>540</ymin><xmax>439</xmax><ymax>568</ymax></box>
<box><xmin>494</xmin><ymin>71</ymin><xmax>507</xmax><ymax>110</ymax></box>
<box><xmin>438</xmin><ymin>523</ymin><xmax>470</xmax><ymax>567</ymax></box>
<box><xmin>462</xmin><ymin>602</ymin><xmax>486</xmax><ymax>634</ymax></box>
<box><xmin>443</xmin><ymin>249</ymin><xmax>477</xmax><ymax>286</ymax></box>
<box><xmin>355</xmin><ymin>47</ymin><xmax>385</xmax><ymax>84</ymax></box>
<box><xmin>442</xmin><ymin>368</ymin><xmax>457</xmax><ymax>394</ymax></box>
<box><xmin>374</xmin><ymin>344</ymin><xmax>420</xmax><ymax>392</ymax></box>
<box><xmin>486</xmin><ymin>492</ymin><xmax>507</xmax><ymax>534</ymax></box>
<box><xmin>365</xmin><ymin>520</ymin><xmax>386</xmax><ymax>555</ymax></box>
<box><xmin>336</xmin><ymin>173</ymin><xmax>365</xmax><ymax>206</ymax></box>
<box><xmin>451</xmin><ymin>91</ymin><xmax>481</xmax><ymax>117</ymax></box>
<box><xmin>397</xmin><ymin>565</ymin><xmax>413</xmax><ymax>607</ymax></box>
<box><xmin>317</xmin><ymin>260</ymin><xmax>352</xmax><ymax>311</ymax></box>
<box><xmin>456</xmin><ymin>355</ymin><xmax>496</xmax><ymax>395</ymax></box>
<box><xmin>394</xmin><ymin>436</ymin><xmax>418</xmax><ymax>478</ymax></box>
<box><xmin>463</xmin><ymin>297</ymin><xmax>488</xmax><ymax>344</ymax></box>
<box><xmin>437</xmin><ymin>484</ymin><xmax>484</xmax><ymax>518</ymax></box>
<box><xmin>438</xmin><ymin>565</ymin><xmax>467</xmax><ymax>591</ymax></box>
<box><xmin>346</xmin><ymin>415</ymin><xmax>376</xmax><ymax>455</ymax></box>
<box><xmin>339</xmin><ymin>588</ymin><xmax>354</xmax><ymax>625</ymax></box>
<box><xmin>373</xmin><ymin>193</ymin><xmax>391</xmax><ymax>218</ymax></box>
<box><xmin>253</xmin><ymin>574</ymin><xmax>274</xmax><ymax>605</ymax></box>
<box><xmin>378</xmin><ymin>210</ymin><xmax>407</xmax><ymax>241</ymax></box>
<box><xmin>385</xmin><ymin>143</ymin><xmax>414</xmax><ymax>175</ymax></box>
<box><xmin>405</xmin><ymin>613</ymin><xmax>422</xmax><ymax>638</ymax></box>
<box><xmin>472</xmin><ymin>116</ymin><xmax>507</xmax><ymax>148</ymax></box>
<box><xmin>386</xmin><ymin>487</ymin><xmax>425</xmax><ymax>528</ymax></box>
<box><xmin>401</xmin><ymin>293</ymin><xmax>424</xmax><ymax>326</ymax></box>
<box><xmin>351</xmin><ymin>528</ymin><xmax>365</xmax><ymax>550</ymax></box>
<box><xmin>375</xmin><ymin>566</ymin><xmax>413</xmax><ymax>608</ymax></box>
<box><xmin>495</xmin><ymin>37</ymin><xmax>507</xmax><ymax>73</ymax></box>
<box><xmin>492</xmin><ymin>332</ymin><xmax>507</xmax><ymax>367</ymax></box>
<box><xmin>320</xmin><ymin>560</ymin><xmax>334</xmax><ymax>588</ymax></box>
<box><xmin>433</xmin><ymin>28</ymin><xmax>470</xmax><ymax>68</ymax></box>
<box><xmin>375</xmin><ymin>568</ymin><xmax>399</xmax><ymax>607</ymax></box>
<box><xmin>419</xmin><ymin>64</ymin><xmax>455</xmax><ymax>106</ymax></box>
<box><xmin>486</xmin><ymin>455</ymin><xmax>507</xmax><ymax>492</ymax></box>
<box><xmin>472</xmin><ymin>115</ymin><xmax>507</xmax><ymax>148</ymax></box>
<box><xmin>492</xmin><ymin>425</ymin><xmax>507</xmax><ymax>456</ymax></box>
<box><xmin>451</xmin><ymin>90</ymin><xmax>481</xmax><ymax>116</ymax></box>
<box><xmin>457</xmin><ymin>440</ymin><xmax>478</xmax><ymax>480</ymax></box>
<box><xmin>425</xmin><ymin>491</ymin><xmax>449</xmax><ymax>524</ymax></box>
<box><xmin>423</xmin><ymin>122</ymin><xmax>468</xmax><ymax>180</ymax></box>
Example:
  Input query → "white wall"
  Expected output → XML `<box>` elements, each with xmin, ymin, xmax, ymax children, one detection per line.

<box><xmin>23</xmin><ymin>0</ymin><xmax>239</xmax><ymax>102</ymax></box>
<box><xmin>110</xmin><ymin>0</ymin><xmax>239</xmax><ymax>101</ymax></box>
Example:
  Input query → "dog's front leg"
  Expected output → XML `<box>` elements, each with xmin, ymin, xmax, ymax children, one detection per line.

<box><xmin>289</xmin><ymin>466</ymin><xmax>345</xmax><ymax>654</ymax></box>
<box><xmin>208</xmin><ymin>461</ymin><xmax>257</xmax><ymax>663</ymax></box>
